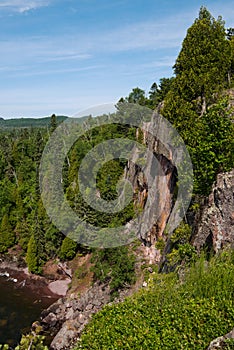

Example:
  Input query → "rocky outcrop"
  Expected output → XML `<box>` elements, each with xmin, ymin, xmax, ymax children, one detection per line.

<box><xmin>40</xmin><ymin>282</ymin><xmax>111</xmax><ymax>350</ymax></box>
<box><xmin>125</xmin><ymin>113</ymin><xmax>178</xmax><ymax>263</ymax></box>
<box><xmin>192</xmin><ymin>169</ymin><xmax>234</xmax><ymax>253</ymax></box>
<box><xmin>207</xmin><ymin>328</ymin><xmax>234</xmax><ymax>349</ymax></box>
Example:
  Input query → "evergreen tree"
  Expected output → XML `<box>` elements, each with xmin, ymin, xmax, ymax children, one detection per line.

<box><xmin>50</xmin><ymin>114</ymin><xmax>57</xmax><ymax>133</ymax></box>
<box><xmin>118</xmin><ymin>87</ymin><xmax>146</xmax><ymax>106</ymax></box>
<box><xmin>162</xmin><ymin>7</ymin><xmax>234</xmax><ymax>195</ymax></box>
<box><xmin>148</xmin><ymin>78</ymin><xmax>174</xmax><ymax>108</ymax></box>
<box><xmin>173</xmin><ymin>6</ymin><xmax>231</xmax><ymax>114</ymax></box>
<box><xmin>26</xmin><ymin>235</ymin><xmax>41</xmax><ymax>274</ymax></box>
<box><xmin>0</xmin><ymin>213</ymin><xmax>15</xmax><ymax>253</ymax></box>
<box><xmin>59</xmin><ymin>236</ymin><xmax>78</xmax><ymax>260</ymax></box>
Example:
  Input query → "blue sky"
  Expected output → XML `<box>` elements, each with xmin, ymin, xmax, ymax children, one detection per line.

<box><xmin>0</xmin><ymin>0</ymin><xmax>233</xmax><ymax>118</ymax></box>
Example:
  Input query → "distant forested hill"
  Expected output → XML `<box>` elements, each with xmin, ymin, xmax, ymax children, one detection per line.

<box><xmin>0</xmin><ymin>115</ymin><xmax>68</xmax><ymax>129</ymax></box>
<box><xmin>0</xmin><ymin>115</ymin><xmax>92</xmax><ymax>130</ymax></box>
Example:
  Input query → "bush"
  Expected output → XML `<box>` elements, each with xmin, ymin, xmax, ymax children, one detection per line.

<box><xmin>75</xmin><ymin>250</ymin><xmax>234</xmax><ymax>349</ymax></box>
<box><xmin>59</xmin><ymin>237</ymin><xmax>78</xmax><ymax>260</ymax></box>
<box><xmin>91</xmin><ymin>246</ymin><xmax>136</xmax><ymax>298</ymax></box>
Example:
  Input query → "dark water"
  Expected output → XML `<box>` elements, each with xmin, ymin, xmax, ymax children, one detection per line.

<box><xmin>0</xmin><ymin>269</ymin><xmax>58</xmax><ymax>347</ymax></box>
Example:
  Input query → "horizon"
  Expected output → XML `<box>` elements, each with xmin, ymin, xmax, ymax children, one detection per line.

<box><xmin>1</xmin><ymin>0</ymin><xmax>233</xmax><ymax>119</ymax></box>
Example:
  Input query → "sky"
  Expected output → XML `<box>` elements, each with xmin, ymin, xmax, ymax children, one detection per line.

<box><xmin>0</xmin><ymin>0</ymin><xmax>233</xmax><ymax>119</ymax></box>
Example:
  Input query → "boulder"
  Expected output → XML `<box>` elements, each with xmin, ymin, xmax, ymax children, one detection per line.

<box><xmin>207</xmin><ymin>328</ymin><xmax>234</xmax><ymax>349</ymax></box>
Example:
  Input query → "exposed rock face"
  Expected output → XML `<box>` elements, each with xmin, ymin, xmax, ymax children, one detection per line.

<box><xmin>192</xmin><ymin>169</ymin><xmax>234</xmax><ymax>253</ymax></box>
<box><xmin>125</xmin><ymin>113</ymin><xmax>177</xmax><ymax>263</ymax></box>
<box><xmin>41</xmin><ymin>282</ymin><xmax>111</xmax><ymax>350</ymax></box>
<box><xmin>207</xmin><ymin>328</ymin><xmax>234</xmax><ymax>349</ymax></box>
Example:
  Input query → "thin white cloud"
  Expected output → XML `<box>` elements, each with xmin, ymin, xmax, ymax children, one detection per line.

<box><xmin>0</xmin><ymin>15</ymin><xmax>189</xmax><ymax>60</ymax></box>
<box><xmin>0</xmin><ymin>0</ymin><xmax>51</xmax><ymax>13</ymax></box>
<box><xmin>10</xmin><ymin>65</ymin><xmax>102</xmax><ymax>77</ymax></box>
<box><xmin>0</xmin><ymin>39</ymin><xmax>91</xmax><ymax>65</ymax></box>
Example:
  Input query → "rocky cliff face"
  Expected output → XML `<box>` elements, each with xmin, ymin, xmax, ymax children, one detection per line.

<box><xmin>192</xmin><ymin>169</ymin><xmax>234</xmax><ymax>253</ymax></box>
<box><xmin>125</xmin><ymin>110</ymin><xmax>234</xmax><ymax>262</ymax></box>
<box><xmin>125</xmin><ymin>113</ymin><xmax>178</xmax><ymax>263</ymax></box>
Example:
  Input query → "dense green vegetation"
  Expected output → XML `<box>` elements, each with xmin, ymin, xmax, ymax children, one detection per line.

<box><xmin>76</xmin><ymin>250</ymin><xmax>234</xmax><ymax>349</ymax></box>
<box><xmin>91</xmin><ymin>246</ymin><xmax>136</xmax><ymax>299</ymax></box>
<box><xmin>0</xmin><ymin>124</ymin><xmax>64</xmax><ymax>269</ymax></box>
<box><xmin>162</xmin><ymin>7</ymin><xmax>234</xmax><ymax>195</ymax></box>
<box><xmin>0</xmin><ymin>115</ymin><xmax>137</xmax><ymax>276</ymax></box>
<box><xmin>0</xmin><ymin>334</ymin><xmax>48</xmax><ymax>350</ymax></box>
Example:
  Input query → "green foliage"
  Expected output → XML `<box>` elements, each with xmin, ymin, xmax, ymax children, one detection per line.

<box><xmin>162</xmin><ymin>7</ymin><xmax>234</xmax><ymax>195</ymax></box>
<box><xmin>15</xmin><ymin>334</ymin><xmax>48</xmax><ymax>350</ymax></box>
<box><xmin>167</xmin><ymin>243</ymin><xmax>197</xmax><ymax>268</ymax></box>
<box><xmin>188</xmin><ymin>99</ymin><xmax>234</xmax><ymax>194</ymax></box>
<box><xmin>0</xmin><ymin>333</ymin><xmax>48</xmax><ymax>349</ymax></box>
<box><xmin>148</xmin><ymin>78</ymin><xmax>174</xmax><ymax>108</ymax></box>
<box><xmin>65</xmin><ymin>123</ymin><xmax>136</xmax><ymax>230</ymax></box>
<box><xmin>59</xmin><ymin>237</ymin><xmax>78</xmax><ymax>260</ymax></box>
<box><xmin>155</xmin><ymin>238</ymin><xmax>166</xmax><ymax>252</ymax></box>
<box><xmin>170</xmin><ymin>222</ymin><xmax>192</xmax><ymax>245</ymax></box>
<box><xmin>91</xmin><ymin>246</ymin><xmax>136</xmax><ymax>298</ymax></box>
<box><xmin>173</xmin><ymin>7</ymin><xmax>230</xmax><ymax>108</ymax></box>
<box><xmin>49</xmin><ymin>114</ymin><xmax>57</xmax><ymax>133</ymax></box>
<box><xmin>96</xmin><ymin>159</ymin><xmax>126</xmax><ymax>201</ymax></box>
<box><xmin>165</xmin><ymin>222</ymin><xmax>196</xmax><ymax>268</ymax></box>
<box><xmin>119</xmin><ymin>87</ymin><xmax>146</xmax><ymax>105</ymax></box>
<box><xmin>224</xmin><ymin>338</ymin><xmax>234</xmax><ymax>349</ymax></box>
<box><xmin>26</xmin><ymin>235</ymin><xmax>41</xmax><ymax>274</ymax></box>
<box><xmin>0</xmin><ymin>116</ymin><xmax>67</xmax><ymax>129</ymax></box>
<box><xmin>0</xmin><ymin>213</ymin><xmax>15</xmax><ymax>253</ymax></box>
<box><xmin>75</xmin><ymin>250</ymin><xmax>234</xmax><ymax>350</ymax></box>
<box><xmin>226</xmin><ymin>27</ymin><xmax>234</xmax><ymax>84</ymax></box>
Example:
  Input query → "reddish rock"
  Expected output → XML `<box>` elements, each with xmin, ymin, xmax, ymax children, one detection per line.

<box><xmin>192</xmin><ymin>169</ymin><xmax>234</xmax><ymax>252</ymax></box>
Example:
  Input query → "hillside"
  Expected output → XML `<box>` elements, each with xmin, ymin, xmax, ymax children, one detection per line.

<box><xmin>0</xmin><ymin>115</ymin><xmax>93</xmax><ymax>130</ymax></box>
<box><xmin>0</xmin><ymin>115</ymin><xmax>68</xmax><ymax>129</ymax></box>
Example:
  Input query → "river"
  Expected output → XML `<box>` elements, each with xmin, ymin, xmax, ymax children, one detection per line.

<box><xmin>0</xmin><ymin>268</ymin><xmax>58</xmax><ymax>347</ymax></box>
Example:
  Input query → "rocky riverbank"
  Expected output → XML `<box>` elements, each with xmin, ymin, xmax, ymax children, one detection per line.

<box><xmin>39</xmin><ymin>280</ymin><xmax>137</xmax><ymax>350</ymax></box>
<box><xmin>0</xmin><ymin>255</ymin><xmax>72</xmax><ymax>298</ymax></box>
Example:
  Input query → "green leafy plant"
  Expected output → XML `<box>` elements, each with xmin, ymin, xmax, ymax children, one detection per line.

<box><xmin>75</xmin><ymin>250</ymin><xmax>234</xmax><ymax>350</ymax></box>
<box><xmin>91</xmin><ymin>246</ymin><xmax>136</xmax><ymax>298</ymax></box>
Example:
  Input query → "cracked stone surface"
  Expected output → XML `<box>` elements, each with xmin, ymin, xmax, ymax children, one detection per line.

<box><xmin>192</xmin><ymin>169</ymin><xmax>234</xmax><ymax>253</ymax></box>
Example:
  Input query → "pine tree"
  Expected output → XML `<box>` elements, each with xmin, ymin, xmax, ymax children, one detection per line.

<box><xmin>173</xmin><ymin>6</ymin><xmax>231</xmax><ymax>115</ymax></box>
<box><xmin>162</xmin><ymin>7</ymin><xmax>234</xmax><ymax>195</ymax></box>
<box><xmin>59</xmin><ymin>236</ymin><xmax>78</xmax><ymax>260</ymax></box>
<box><xmin>50</xmin><ymin>114</ymin><xmax>57</xmax><ymax>133</ymax></box>
<box><xmin>26</xmin><ymin>235</ymin><xmax>41</xmax><ymax>274</ymax></box>
<box><xmin>0</xmin><ymin>213</ymin><xmax>15</xmax><ymax>253</ymax></box>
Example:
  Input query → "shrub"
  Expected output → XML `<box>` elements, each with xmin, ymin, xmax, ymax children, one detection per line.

<box><xmin>91</xmin><ymin>246</ymin><xmax>136</xmax><ymax>298</ymax></box>
<box><xmin>75</xmin><ymin>250</ymin><xmax>234</xmax><ymax>349</ymax></box>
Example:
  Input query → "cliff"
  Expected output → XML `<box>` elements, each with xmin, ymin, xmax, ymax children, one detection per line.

<box><xmin>192</xmin><ymin>169</ymin><xmax>234</xmax><ymax>253</ymax></box>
